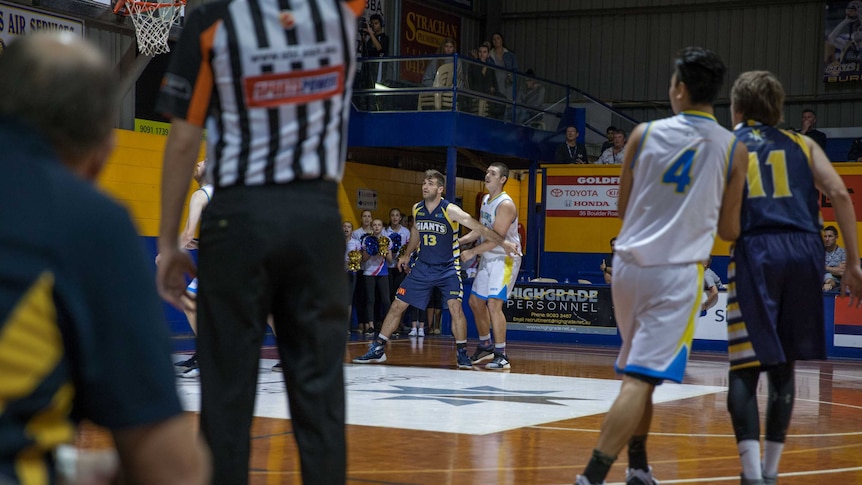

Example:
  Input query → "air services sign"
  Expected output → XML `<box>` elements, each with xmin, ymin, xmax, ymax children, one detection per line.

<box><xmin>0</xmin><ymin>2</ymin><xmax>83</xmax><ymax>52</ymax></box>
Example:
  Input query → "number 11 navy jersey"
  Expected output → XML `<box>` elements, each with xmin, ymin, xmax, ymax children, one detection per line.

<box><xmin>734</xmin><ymin>122</ymin><xmax>821</xmax><ymax>235</ymax></box>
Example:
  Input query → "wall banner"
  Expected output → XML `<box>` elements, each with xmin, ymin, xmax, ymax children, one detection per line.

<box><xmin>399</xmin><ymin>0</ymin><xmax>461</xmax><ymax>84</ymax></box>
<box><xmin>357</xmin><ymin>188</ymin><xmax>378</xmax><ymax>210</ymax></box>
<box><xmin>820</xmin><ymin>174</ymin><xmax>862</xmax><ymax>220</ymax></box>
<box><xmin>824</xmin><ymin>1</ymin><xmax>862</xmax><ymax>83</ymax></box>
<box><xmin>504</xmin><ymin>283</ymin><xmax>617</xmax><ymax>334</ymax></box>
<box><xmin>545</xmin><ymin>175</ymin><xmax>620</xmax><ymax>218</ymax></box>
<box><xmin>0</xmin><ymin>1</ymin><xmax>84</xmax><ymax>52</ymax></box>
<box><xmin>833</xmin><ymin>295</ymin><xmax>862</xmax><ymax>348</ymax></box>
<box><xmin>694</xmin><ymin>292</ymin><xmax>728</xmax><ymax>341</ymax></box>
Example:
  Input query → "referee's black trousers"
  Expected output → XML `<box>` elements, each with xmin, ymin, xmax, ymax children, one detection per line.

<box><xmin>197</xmin><ymin>180</ymin><xmax>348</xmax><ymax>485</ymax></box>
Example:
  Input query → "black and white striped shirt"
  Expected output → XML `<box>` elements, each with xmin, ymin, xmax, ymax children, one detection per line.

<box><xmin>157</xmin><ymin>0</ymin><xmax>363</xmax><ymax>188</ymax></box>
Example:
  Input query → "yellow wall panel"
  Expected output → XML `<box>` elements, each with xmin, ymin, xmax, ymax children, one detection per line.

<box><xmin>97</xmin><ymin>129</ymin><xmax>205</xmax><ymax>237</ymax></box>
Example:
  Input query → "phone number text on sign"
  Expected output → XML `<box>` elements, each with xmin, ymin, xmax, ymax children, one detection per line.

<box><xmin>545</xmin><ymin>176</ymin><xmax>620</xmax><ymax>218</ymax></box>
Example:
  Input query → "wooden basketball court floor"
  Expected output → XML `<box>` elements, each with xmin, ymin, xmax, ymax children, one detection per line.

<box><xmin>76</xmin><ymin>335</ymin><xmax>862</xmax><ymax>484</ymax></box>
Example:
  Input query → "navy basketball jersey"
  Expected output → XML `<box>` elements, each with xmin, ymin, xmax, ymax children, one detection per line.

<box><xmin>735</xmin><ymin>122</ymin><xmax>822</xmax><ymax>234</ymax></box>
<box><xmin>412</xmin><ymin>199</ymin><xmax>460</xmax><ymax>265</ymax></box>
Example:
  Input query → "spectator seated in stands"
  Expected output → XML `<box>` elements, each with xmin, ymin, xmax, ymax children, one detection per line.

<box><xmin>595</xmin><ymin>129</ymin><xmax>626</xmax><ymax>164</ymax></box>
<box><xmin>516</xmin><ymin>68</ymin><xmax>546</xmax><ymax>127</ymax></box>
<box><xmin>848</xmin><ymin>137</ymin><xmax>862</xmax><ymax>162</ymax></box>
<box><xmin>422</xmin><ymin>37</ymin><xmax>458</xmax><ymax>87</ymax></box>
<box><xmin>554</xmin><ymin>126</ymin><xmax>588</xmax><ymax>164</ymax></box>
<box><xmin>600</xmin><ymin>237</ymin><xmax>616</xmax><ymax>284</ymax></box>
<box><xmin>601</xmin><ymin>125</ymin><xmax>617</xmax><ymax>153</ymax></box>
<box><xmin>466</xmin><ymin>44</ymin><xmax>504</xmax><ymax>118</ymax></box>
<box><xmin>823</xmin><ymin>225</ymin><xmax>846</xmax><ymax>290</ymax></box>
<box><xmin>795</xmin><ymin>108</ymin><xmax>827</xmax><ymax>150</ymax></box>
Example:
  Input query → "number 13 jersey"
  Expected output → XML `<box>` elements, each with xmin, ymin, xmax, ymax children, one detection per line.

<box><xmin>412</xmin><ymin>199</ymin><xmax>460</xmax><ymax>266</ymax></box>
<box><xmin>616</xmin><ymin>111</ymin><xmax>739</xmax><ymax>266</ymax></box>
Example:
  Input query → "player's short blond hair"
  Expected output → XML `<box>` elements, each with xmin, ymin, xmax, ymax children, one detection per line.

<box><xmin>731</xmin><ymin>70</ymin><xmax>784</xmax><ymax>127</ymax></box>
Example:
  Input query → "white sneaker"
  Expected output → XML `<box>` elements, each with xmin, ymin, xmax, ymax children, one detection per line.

<box><xmin>179</xmin><ymin>366</ymin><xmax>200</xmax><ymax>378</ymax></box>
<box><xmin>408</xmin><ymin>328</ymin><xmax>417</xmax><ymax>336</ymax></box>
<box><xmin>626</xmin><ymin>466</ymin><xmax>659</xmax><ymax>484</ymax></box>
<box><xmin>576</xmin><ymin>475</ymin><xmax>605</xmax><ymax>485</ymax></box>
<box><xmin>418</xmin><ymin>328</ymin><xmax>425</xmax><ymax>337</ymax></box>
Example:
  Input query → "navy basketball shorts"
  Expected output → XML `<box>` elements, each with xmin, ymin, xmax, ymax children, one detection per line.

<box><xmin>396</xmin><ymin>259</ymin><xmax>463</xmax><ymax>310</ymax></box>
<box><xmin>727</xmin><ymin>231</ymin><xmax>825</xmax><ymax>370</ymax></box>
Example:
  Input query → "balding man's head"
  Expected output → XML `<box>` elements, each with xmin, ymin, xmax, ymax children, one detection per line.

<box><xmin>0</xmin><ymin>32</ymin><xmax>119</xmax><ymax>169</ymax></box>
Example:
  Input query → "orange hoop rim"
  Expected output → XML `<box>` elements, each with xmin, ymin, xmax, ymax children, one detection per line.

<box><xmin>113</xmin><ymin>0</ymin><xmax>186</xmax><ymax>16</ymax></box>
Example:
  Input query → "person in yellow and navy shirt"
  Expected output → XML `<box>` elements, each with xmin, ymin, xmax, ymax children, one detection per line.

<box><xmin>0</xmin><ymin>32</ymin><xmax>208</xmax><ymax>485</ymax></box>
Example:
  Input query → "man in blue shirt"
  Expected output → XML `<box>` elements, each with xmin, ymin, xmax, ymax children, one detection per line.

<box><xmin>0</xmin><ymin>32</ymin><xmax>208</xmax><ymax>484</ymax></box>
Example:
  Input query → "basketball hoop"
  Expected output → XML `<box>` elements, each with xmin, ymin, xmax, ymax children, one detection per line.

<box><xmin>114</xmin><ymin>0</ymin><xmax>185</xmax><ymax>56</ymax></box>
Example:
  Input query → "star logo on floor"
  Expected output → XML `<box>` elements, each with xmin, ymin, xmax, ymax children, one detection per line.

<box><xmin>361</xmin><ymin>385</ymin><xmax>589</xmax><ymax>406</ymax></box>
<box><xmin>174</xmin><ymin>359</ymin><xmax>725</xmax><ymax>435</ymax></box>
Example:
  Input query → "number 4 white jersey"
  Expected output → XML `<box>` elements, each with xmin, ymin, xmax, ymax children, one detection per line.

<box><xmin>615</xmin><ymin>110</ymin><xmax>739</xmax><ymax>266</ymax></box>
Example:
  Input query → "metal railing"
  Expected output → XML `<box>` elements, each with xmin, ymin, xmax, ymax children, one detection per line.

<box><xmin>351</xmin><ymin>54</ymin><xmax>639</xmax><ymax>152</ymax></box>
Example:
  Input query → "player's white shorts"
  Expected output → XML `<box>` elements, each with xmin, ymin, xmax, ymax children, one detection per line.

<box><xmin>611</xmin><ymin>252</ymin><xmax>703</xmax><ymax>384</ymax></box>
<box><xmin>471</xmin><ymin>255</ymin><xmax>521</xmax><ymax>300</ymax></box>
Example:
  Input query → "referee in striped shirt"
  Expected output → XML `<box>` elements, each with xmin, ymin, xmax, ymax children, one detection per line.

<box><xmin>155</xmin><ymin>0</ymin><xmax>364</xmax><ymax>483</ymax></box>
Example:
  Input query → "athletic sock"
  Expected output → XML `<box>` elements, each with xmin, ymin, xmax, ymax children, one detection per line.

<box><xmin>627</xmin><ymin>434</ymin><xmax>649</xmax><ymax>471</ymax></box>
<box><xmin>583</xmin><ymin>448</ymin><xmax>616</xmax><ymax>484</ymax></box>
<box><xmin>494</xmin><ymin>342</ymin><xmax>506</xmax><ymax>354</ymax></box>
<box><xmin>456</xmin><ymin>341</ymin><xmax>467</xmax><ymax>350</ymax></box>
<box><xmin>377</xmin><ymin>335</ymin><xmax>389</xmax><ymax>345</ymax></box>
<box><xmin>479</xmin><ymin>334</ymin><xmax>491</xmax><ymax>343</ymax></box>
<box><xmin>737</xmin><ymin>439</ymin><xmax>761</xmax><ymax>479</ymax></box>
<box><xmin>762</xmin><ymin>440</ymin><xmax>784</xmax><ymax>478</ymax></box>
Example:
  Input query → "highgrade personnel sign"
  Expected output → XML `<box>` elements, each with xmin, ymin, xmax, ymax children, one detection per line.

<box><xmin>0</xmin><ymin>1</ymin><xmax>84</xmax><ymax>51</ymax></box>
<box><xmin>504</xmin><ymin>283</ymin><xmax>617</xmax><ymax>334</ymax></box>
<box><xmin>545</xmin><ymin>175</ymin><xmax>619</xmax><ymax>218</ymax></box>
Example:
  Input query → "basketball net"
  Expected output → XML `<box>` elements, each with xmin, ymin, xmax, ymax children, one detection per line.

<box><xmin>125</xmin><ymin>1</ymin><xmax>184</xmax><ymax>56</ymax></box>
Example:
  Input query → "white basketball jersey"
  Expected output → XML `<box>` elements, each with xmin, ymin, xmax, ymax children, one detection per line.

<box><xmin>200</xmin><ymin>184</ymin><xmax>214</xmax><ymax>201</ymax></box>
<box><xmin>615</xmin><ymin>111</ymin><xmax>738</xmax><ymax>266</ymax></box>
<box><xmin>479</xmin><ymin>192</ymin><xmax>520</xmax><ymax>258</ymax></box>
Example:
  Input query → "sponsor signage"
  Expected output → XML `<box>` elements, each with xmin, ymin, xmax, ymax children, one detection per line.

<box><xmin>833</xmin><ymin>295</ymin><xmax>862</xmax><ymax>348</ymax></box>
<box><xmin>134</xmin><ymin>118</ymin><xmax>207</xmax><ymax>139</ymax></box>
<box><xmin>504</xmin><ymin>283</ymin><xmax>617</xmax><ymax>334</ymax></box>
<box><xmin>0</xmin><ymin>1</ymin><xmax>83</xmax><ymax>51</ymax></box>
<box><xmin>820</xmin><ymin>174</ymin><xmax>862</xmax><ymax>221</ymax></box>
<box><xmin>694</xmin><ymin>292</ymin><xmax>728</xmax><ymax>341</ymax></box>
<box><xmin>357</xmin><ymin>188</ymin><xmax>378</xmax><ymax>210</ymax></box>
<box><xmin>399</xmin><ymin>0</ymin><xmax>461</xmax><ymax>84</ymax></box>
<box><xmin>437</xmin><ymin>0</ymin><xmax>472</xmax><ymax>10</ymax></box>
<box><xmin>545</xmin><ymin>175</ymin><xmax>620</xmax><ymax>218</ymax></box>
<box><xmin>245</xmin><ymin>65</ymin><xmax>344</xmax><ymax>107</ymax></box>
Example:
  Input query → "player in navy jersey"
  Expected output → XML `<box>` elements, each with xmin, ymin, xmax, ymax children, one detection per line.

<box><xmin>353</xmin><ymin>169</ymin><xmax>520</xmax><ymax>368</ymax></box>
<box><xmin>727</xmin><ymin>70</ymin><xmax>862</xmax><ymax>484</ymax></box>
